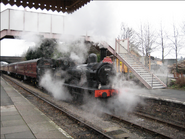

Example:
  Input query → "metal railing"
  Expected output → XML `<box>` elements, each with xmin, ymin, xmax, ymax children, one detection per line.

<box><xmin>117</xmin><ymin>40</ymin><xmax>167</xmax><ymax>88</ymax></box>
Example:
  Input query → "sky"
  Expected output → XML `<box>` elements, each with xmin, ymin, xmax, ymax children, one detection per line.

<box><xmin>0</xmin><ymin>1</ymin><xmax>185</xmax><ymax>59</ymax></box>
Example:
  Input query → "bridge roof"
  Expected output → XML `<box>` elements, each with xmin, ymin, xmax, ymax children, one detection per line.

<box><xmin>1</xmin><ymin>0</ymin><xmax>91</xmax><ymax>13</ymax></box>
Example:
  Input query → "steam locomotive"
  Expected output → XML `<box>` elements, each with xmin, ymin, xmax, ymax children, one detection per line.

<box><xmin>60</xmin><ymin>48</ymin><xmax>118</xmax><ymax>99</ymax></box>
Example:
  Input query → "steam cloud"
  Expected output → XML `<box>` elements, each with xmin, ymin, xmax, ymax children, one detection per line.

<box><xmin>151</xmin><ymin>64</ymin><xmax>170</xmax><ymax>85</ymax></box>
<box><xmin>79</xmin><ymin>72</ymin><xmax>145</xmax><ymax>117</ymax></box>
<box><xmin>39</xmin><ymin>70</ymin><xmax>72</xmax><ymax>101</ymax></box>
<box><xmin>107</xmin><ymin>73</ymin><xmax>145</xmax><ymax>114</ymax></box>
<box><xmin>57</xmin><ymin>37</ymin><xmax>91</xmax><ymax>64</ymax></box>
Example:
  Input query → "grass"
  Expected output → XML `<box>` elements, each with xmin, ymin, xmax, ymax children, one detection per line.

<box><xmin>168</xmin><ymin>85</ymin><xmax>185</xmax><ymax>91</ymax></box>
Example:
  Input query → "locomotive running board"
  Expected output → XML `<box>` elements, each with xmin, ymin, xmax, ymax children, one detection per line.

<box><xmin>62</xmin><ymin>83</ymin><xmax>118</xmax><ymax>98</ymax></box>
<box><xmin>63</xmin><ymin>83</ymin><xmax>95</xmax><ymax>92</ymax></box>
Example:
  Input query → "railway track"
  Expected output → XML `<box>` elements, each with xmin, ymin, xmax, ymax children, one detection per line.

<box><xmin>103</xmin><ymin>111</ymin><xmax>185</xmax><ymax>139</ymax></box>
<box><xmin>134</xmin><ymin>111</ymin><xmax>185</xmax><ymax>132</ymax></box>
<box><xmin>2</xmin><ymin>74</ymin><xmax>131</xmax><ymax>139</ymax></box>
<box><xmin>3</xmin><ymin>74</ymin><xmax>185</xmax><ymax>138</ymax></box>
<box><xmin>135</xmin><ymin>97</ymin><xmax>185</xmax><ymax>128</ymax></box>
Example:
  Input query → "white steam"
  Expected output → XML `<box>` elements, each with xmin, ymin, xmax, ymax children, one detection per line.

<box><xmin>19</xmin><ymin>32</ymin><xmax>41</xmax><ymax>45</ymax></box>
<box><xmin>151</xmin><ymin>64</ymin><xmax>171</xmax><ymax>85</ymax></box>
<box><xmin>79</xmin><ymin>72</ymin><xmax>145</xmax><ymax>117</ymax></box>
<box><xmin>106</xmin><ymin>73</ymin><xmax>145</xmax><ymax>115</ymax></box>
<box><xmin>115</xmin><ymin>87</ymin><xmax>143</xmax><ymax>112</ymax></box>
<box><xmin>57</xmin><ymin>38</ymin><xmax>91</xmax><ymax>64</ymax></box>
<box><xmin>39</xmin><ymin>70</ymin><xmax>72</xmax><ymax>101</ymax></box>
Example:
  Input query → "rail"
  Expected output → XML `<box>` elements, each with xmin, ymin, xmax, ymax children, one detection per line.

<box><xmin>2</xmin><ymin>74</ymin><xmax>114</xmax><ymax>139</ymax></box>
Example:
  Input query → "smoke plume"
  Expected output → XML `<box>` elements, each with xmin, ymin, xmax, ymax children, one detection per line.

<box><xmin>57</xmin><ymin>38</ymin><xmax>91</xmax><ymax>64</ymax></box>
<box><xmin>108</xmin><ymin>73</ymin><xmax>145</xmax><ymax>114</ymax></box>
<box><xmin>39</xmin><ymin>70</ymin><xmax>72</xmax><ymax>101</ymax></box>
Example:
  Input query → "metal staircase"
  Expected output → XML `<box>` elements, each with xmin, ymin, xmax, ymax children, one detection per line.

<box><xmin>119</xmin><ymin>53</ymin><xmax>166</xmax><ymax>89</ymax></box>
<box><xmin>105</xmin><ymin>39</ymin><xmax>167</xmax><ymax>89</ymax></box>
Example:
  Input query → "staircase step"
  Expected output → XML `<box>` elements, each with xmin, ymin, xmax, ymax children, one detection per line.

<box><xmin>135</xmin><ymin>70</ymin><xmax>148</xmax><ymax>72</ymax></box>
<box><xmin>147</xmin><ymin>82</ymin><xmax>161</xmax><ymax>84</ymax></box>
<box><xmin>153</xmin><ymin>86</ymin><xmax>164</xmax><ymax>88</ymax></box>
<box><xmin>139</xmin><ymin>74</ymin><xmax>152</xmax><ymax>76</ymax></box>
<box><xmin>152</xmin><ymin>84</ymin><xmax>165</xmax><ymax>86</ymax></box>
<box><xmin>139</xmin><ymin>73</ymin><xmax>152</xmax><ymax>76</ymax></box>
<box><xmin>130</xmin><ymin>65</ymin><xmax>143</xmax><ymax>67</ymax></box>
<box><xmin>133</xmin><ymin>68</ymin><xmax>145</xmax><ymax>70</ymax></box>
<box><xmin>135</xmin><ymin>70</ymin><xmax>147</xmax><ymax>72</ymax></box>
<box><xmin>146</xmin><ymin>80</ymin><xmax>159</xmax><ymax>82</ymax></box>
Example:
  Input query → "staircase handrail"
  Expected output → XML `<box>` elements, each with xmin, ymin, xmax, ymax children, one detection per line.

<box><xmin>116</xmin><ymin>40</ymin><xmax>151</xmax><ymax>72</ymax></box>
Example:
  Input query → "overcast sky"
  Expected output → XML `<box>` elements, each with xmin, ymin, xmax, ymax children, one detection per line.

<box><xmin>0</xmin><ymin>1</ymin><xmax>185</xmax><ymax>59</ymax></box>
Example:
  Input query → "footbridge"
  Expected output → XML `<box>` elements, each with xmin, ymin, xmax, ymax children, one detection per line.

<box><xmin>0</xmin><ymin>56</ymin><xmax>25</xmax><ymax>63</ymax></box>
<box><xmin>0</xmin><ymin>8</ymin><xmax>66</xmax><ymax>40</ymax></box>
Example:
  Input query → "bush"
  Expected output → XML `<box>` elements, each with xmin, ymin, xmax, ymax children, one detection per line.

<box><xmin>25</xmin><ymin>38</ymin><xmax>57</xmax><ymax>60</ymax></box>
<box><xmin>173</xmin><ymin>73</ymin><xmax>185</xmax><ymax>88</ymax></box>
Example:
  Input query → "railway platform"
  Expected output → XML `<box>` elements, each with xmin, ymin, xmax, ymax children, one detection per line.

<box><xmin>138</xmin><ymin>88</ymin><xmax>185</xmax><ymax>105</ymax></box>
<box><xmin>1</xmin><ymin>77</ymin><xmax>73</xmax><ymax>139</ymax></box>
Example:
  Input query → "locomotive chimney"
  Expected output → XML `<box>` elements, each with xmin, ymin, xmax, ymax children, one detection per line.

<box><xmin>100</xmin><ymin>48</ymin><xmax>107</xmax><ymax>61</ymax></box>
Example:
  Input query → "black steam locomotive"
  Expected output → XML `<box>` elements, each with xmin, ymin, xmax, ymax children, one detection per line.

<box><xmin>62</xmin><ymin>48</ymin><xmax>118</xmax><ymax>98</ymax></box>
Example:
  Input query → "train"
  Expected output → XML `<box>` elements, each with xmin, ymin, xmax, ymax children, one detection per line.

<box><xmin>0</xmin><ymin>58</ymin><xmax>55</xmax><ymax>84</ymax></box>
<box><xmin>63</xmin><ymin>48</ymin><xmax>118</xmax><ymax>98</ymax></box>
<box><xmin>1</xmin><ymin>48</ymin><xmax>119</xmax><ymax>99</ymax></box>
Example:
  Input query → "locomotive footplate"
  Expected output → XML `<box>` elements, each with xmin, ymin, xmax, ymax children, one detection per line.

<box><xmin>62</xmin><ymin>83</ymin><xmax>118</xmax><ymax>99</ymax></box>
<box><xmin>63</xmin><ymin>83</ymin><xmax>95</xmax><ymax>92</ymax></box>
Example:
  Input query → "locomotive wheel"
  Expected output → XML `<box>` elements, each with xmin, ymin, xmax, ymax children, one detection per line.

<box><xmin>69</xmin><ymin>79</ymin><xmax>83</xmax><ymax>102</ymax></box>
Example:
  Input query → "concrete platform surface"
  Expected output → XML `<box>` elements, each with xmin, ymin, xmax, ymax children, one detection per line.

<box><xmin>1</xmin><ymin>77</ymin><xmax>73</xmax><ymax>139</ymax></box>
<box><xmin>138</xmin><ymin>88</ymin><xmax>185</xmax><ymax>105</ymax></box>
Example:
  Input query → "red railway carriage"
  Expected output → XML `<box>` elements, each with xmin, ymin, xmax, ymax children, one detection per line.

<box><xmin>0</xmin><ymin>64</ymin><xmax>8</xmax><ymax>74</ymax></box>
<box><xmin>1</xmin><ymin>58</ymin><xmax>55</xmax><ymax>83</ymax></box>
<box><xmin>16</xmin><ymin>59</ymin><xmax>38</xmax><ymax>79</ymax></box>
<box><xmin>8</xmin><ymin>63</ymin><xmax>17</xmax><ymax>75</ymax></box>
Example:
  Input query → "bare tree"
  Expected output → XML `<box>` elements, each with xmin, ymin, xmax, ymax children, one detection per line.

<box><xmin>136</xmin><ymin>23</ymin><xmax>157</xmax><ymax>66</ymax></box>
<box><xmin>168</xmin><ymin>23</ymin><xmax>184</xmax><ymax>72</ymax></box>
<box><xmin>182</xmin><ymin>21</ymin><xmax>185</xmax><ymax>35</ymax></box>
<box><xmin>118</xmin><ymin>23</ymin><xmax>137</xmax><ymax>51</ymax></box>
<box><xmin>159</xmin><ymin>23</ymin><xmax>165</xmax><ymax>64</ymax></box>
<box><xmin>156</xmin><ymin>22</ymin><xmax>171</xmax><ymax>64</ymax></box>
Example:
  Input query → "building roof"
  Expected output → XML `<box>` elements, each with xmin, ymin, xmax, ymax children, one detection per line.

<box><xmin>1</xmin><ymin>0</ymin><xmax>91</xmax><ymax>13</ymax></box>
